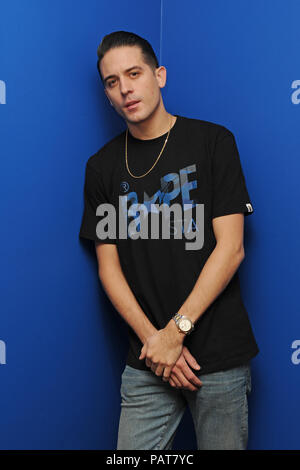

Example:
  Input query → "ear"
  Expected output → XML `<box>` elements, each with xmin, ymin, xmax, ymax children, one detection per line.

<box><xmin>155</xmin><ymin>66</ymin><xmax>167</xmax><ymax>89</ymax></box>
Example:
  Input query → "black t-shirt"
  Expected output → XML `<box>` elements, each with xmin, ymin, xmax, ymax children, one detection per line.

<box><xmin>79</xmin><ymin>115</ymin><xmax>259</xmax><ymax>375</ymax></box>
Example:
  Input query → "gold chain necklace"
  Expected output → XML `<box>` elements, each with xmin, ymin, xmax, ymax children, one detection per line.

<box><xmin>125</xmin><ymin>115</ymin><xmax>173</xmax><ymax>179</ymax></box>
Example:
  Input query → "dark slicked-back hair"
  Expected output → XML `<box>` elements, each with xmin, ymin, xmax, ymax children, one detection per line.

<box><xmin>96</xmin><ymin>31</ymin><xmax>159</xmax><ymax>84</ymax></box>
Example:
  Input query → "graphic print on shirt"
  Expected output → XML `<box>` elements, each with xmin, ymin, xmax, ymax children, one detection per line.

<box><xmin>118</xmin><ymin>163</ymin><xmax>204</xmax><ymax>250</ymax></box>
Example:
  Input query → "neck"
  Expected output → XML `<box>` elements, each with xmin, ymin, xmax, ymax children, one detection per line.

<box><xmin>126</xmin><ymin>102</ymin><xmax>176</xmax><ymax>140</ymax></box>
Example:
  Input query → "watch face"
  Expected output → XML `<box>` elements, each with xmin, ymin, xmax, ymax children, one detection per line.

<box><xmin>179</xmin><ymin>318</ymin><xmax>192</xmax><ymax>332</ymax></box>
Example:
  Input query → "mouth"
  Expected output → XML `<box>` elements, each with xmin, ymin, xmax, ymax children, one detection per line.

<box><xmin>124</xmin><ymin>100</ymin><xmax>140</xmax><ymax>110</ymax></box>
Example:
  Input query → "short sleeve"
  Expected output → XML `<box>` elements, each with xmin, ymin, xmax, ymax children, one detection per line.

<box><xmin>79</xmin><ymin>162</ymin><xmax>117</xmax><ymax>244</ymax></box>
<box><xmin>211</xmin><ymin>129</ymin><xmax>254</xmax><ymax>219</ymax></box>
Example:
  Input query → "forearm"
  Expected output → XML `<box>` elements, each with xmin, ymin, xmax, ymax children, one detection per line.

<box><xmin>98</xmin><ymin>263</ymin><xmax>157</xmax><ymax>344</ymax></box>
<box><xmin>177</xmin><ymin>243</ymin><xmax>245</xmax><ymax>324</ymax></box>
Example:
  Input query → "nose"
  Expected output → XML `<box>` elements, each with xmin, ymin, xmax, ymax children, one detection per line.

<box><xmin>119</xmin><ymin>76</ymin><xmax>133</xmax><ymax>95</ymax></box>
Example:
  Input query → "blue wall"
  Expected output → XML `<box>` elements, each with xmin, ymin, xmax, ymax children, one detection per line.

<box><xmin>1</xmin><ymin>0</ymin><xmax>300</xmax><ymax>450</ymax></box>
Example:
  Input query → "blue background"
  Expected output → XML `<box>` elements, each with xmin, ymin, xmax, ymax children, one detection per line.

<box><xmin>0</xmin><ymin>0</ymin><xmax>299</xmax><ymax>450</ymax></box>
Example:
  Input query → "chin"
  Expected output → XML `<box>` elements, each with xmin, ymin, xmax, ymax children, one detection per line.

<box><xmin>125</xmin><ymin>112</ymin><xmax>146</xmax><ymax>124</ymax></box>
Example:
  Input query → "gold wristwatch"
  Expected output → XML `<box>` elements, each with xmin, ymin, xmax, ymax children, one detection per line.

<box><xmin>172</xmin><ymin>313</ymin><xmax>194</xmax><ymax>335</ymax></box>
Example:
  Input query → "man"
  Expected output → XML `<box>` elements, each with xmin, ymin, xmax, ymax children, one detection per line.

<box><xmin>79</xmin><ymin>30</ymin><xmax>259</xmax><ymax>450</ymax></box>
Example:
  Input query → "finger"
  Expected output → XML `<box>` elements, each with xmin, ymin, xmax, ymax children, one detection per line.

<box><xmin>145</xmin><ymin>358</ymin><xmax>152</xmax><ymax>368</ymax></box>
<box><xmin>182</xmin><ymin>346</ymin><xmax>201</xmax><ymax>371</ymax></box>
<box><xmin>176</xmin><ymin>356</ymin><xmax>202</xmax><ymax>387</ymax></box>
<box><xmin>139</xmin><ymin>346</ymin><xmax>146</xmax><ymax>360</ymax></box>
<box><xmin>162</xmin><ymin>366</ymin><xmax>172</xmax><ymax>382</ymax></box>
<box><xmin>169</xmin><ymin>378</ymin><xmax>177</xmax><ymax>388</ymax></box>
<box><xmin>172</xmin><ymin>369</ymin><xmax>198</xmax><ymax>391</ymax></box>
<box><xmin>151</xmin><ymin>362</ymin><xmax>158</xmax><ymax>374</ymax></box>
<box><xmin>154</xmin><ymin>364</ymin><xmax>165</xmax><ymax>377</ymax></box>
<box><xmin>170</xmin><ymin>373</ymin><xmax>183</xmax><ymax>388</ymax></box>
<box><xmin>179</xmin><ymin>364</ymin><xmax>203</xmax><ymax>387</ymax></box>
<box><xmin>181</xmin><ymin>367</ymin><xmax>203</xmax><ymax>388</ymax></box>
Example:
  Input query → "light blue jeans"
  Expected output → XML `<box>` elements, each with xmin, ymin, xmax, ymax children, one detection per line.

<box><xmin>117</xmin><ymin>362</ymin><xmax>252</xmax><ymax>450</ymax></box>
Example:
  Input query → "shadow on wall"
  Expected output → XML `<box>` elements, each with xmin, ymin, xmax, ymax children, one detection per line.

<box><xmin>79</xmin><ymin>238</ymin><xmax>129</xmax><ymax>378</ymax></box>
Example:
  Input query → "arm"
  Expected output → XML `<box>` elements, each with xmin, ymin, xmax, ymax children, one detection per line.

<box><xmin>175</xmin><ymin>213</ymin><xmax>245</xmax><ymax>323</ymax></box>
<box><xmin>94</xmin><ymin>241</ymin><xmax>157</xmax><ymax>344</ymax></box>
<box><xmin>140</xmin><ymin>213</ymin><xmax>246</xmax><ymax>380</ymax></box>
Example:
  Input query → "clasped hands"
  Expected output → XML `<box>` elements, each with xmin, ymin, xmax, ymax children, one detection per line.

<box><xmin>139</xmin><ymin>319</ymin><xmax>202</xmax><ymax>392</ymax></box>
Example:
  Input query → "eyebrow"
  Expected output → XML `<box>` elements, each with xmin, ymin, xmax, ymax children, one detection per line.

<box><xmin>103</xmin><ymin>66</ymin><xmax>143</xmax><ymax>85</ymax></box>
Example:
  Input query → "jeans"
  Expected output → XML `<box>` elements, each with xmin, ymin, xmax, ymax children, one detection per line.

<box><xmin>117</xmin><ymin>362</ymin><xmax>252</xmax><ymax>450</ymax></box>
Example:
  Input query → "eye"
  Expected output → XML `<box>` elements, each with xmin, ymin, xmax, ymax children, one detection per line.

<box><xmin>107</xmin><ymin>79</ymin><xmax>116</xmax><ymax>88</ymax></box>
<box><xmin>130</xmin><ymin>72</ymin><xmax>139</xmax><ymax>77</ymax></box>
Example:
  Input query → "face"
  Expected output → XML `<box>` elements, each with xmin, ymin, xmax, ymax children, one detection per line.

<box><xmin>99</xmin><ymin>46</ymin><xmax>166</xmax><ymax>124</ymax></box>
